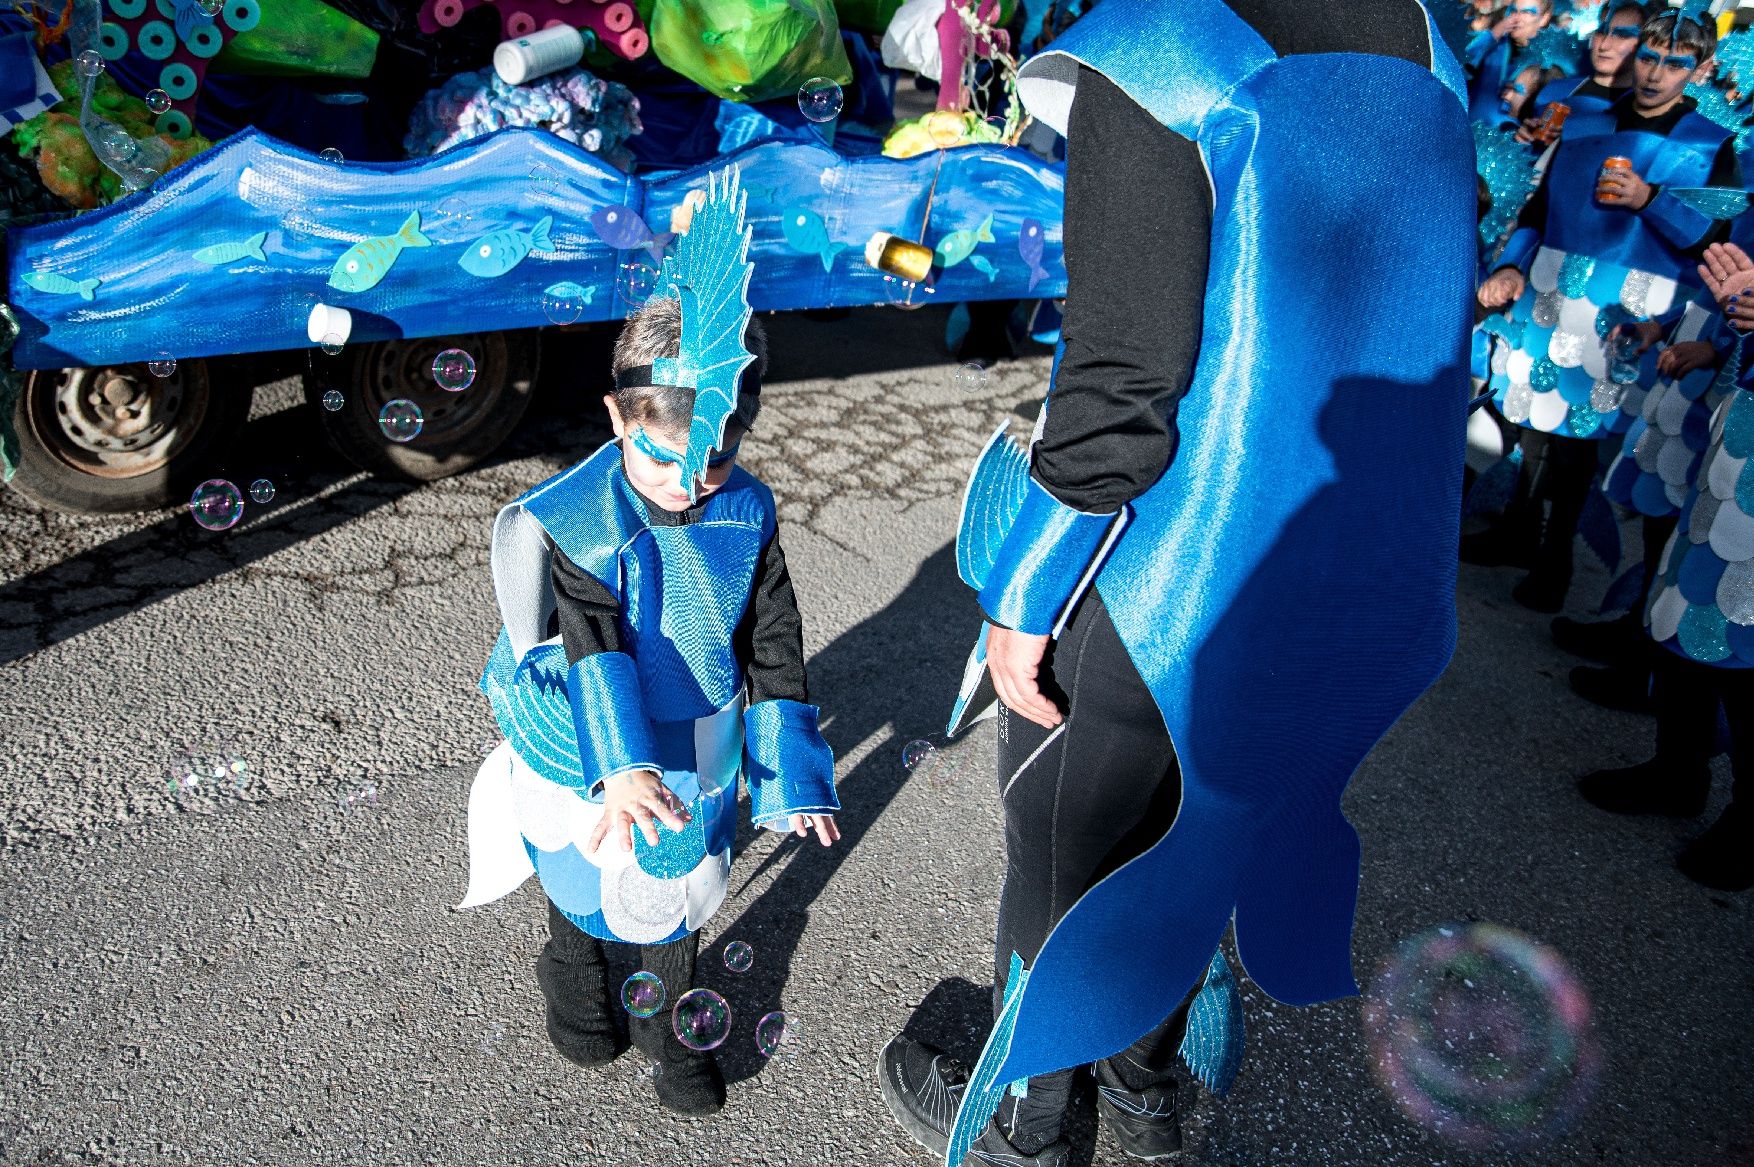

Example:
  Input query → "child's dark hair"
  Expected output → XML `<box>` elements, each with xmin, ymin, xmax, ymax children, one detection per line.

<box><xmin>1606</xmin><ymin>0</ymin><xmax>1645</xmax><ymax>26</ymax></box>
<box><xmin>610</xmin><ymin>296</ymin><xmax>767</xmax><ymax>436</ymax></box>
<box><xmin>1478</xmin><ymin>174</ymin><xmax>1493</xmax><ymax>222</ymax></box>
<box><xmin>1642</xmin><ymin>7</ymin><xmax>1716</xmax><ymax>61</ymax></box>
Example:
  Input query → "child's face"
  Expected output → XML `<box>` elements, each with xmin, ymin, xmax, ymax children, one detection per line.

<box><xmin>1500</xmin><ymin>66</ymin><xmax>1542</xmax><ymax>118</ymax></box>
<box><xmin>1632</xmin><ymin>35</ymin><xmax>1711</xmax><ymax>112</ymax></box>
<box><xmin>1589</xmin><ymin>7</ymin><xmax>1644</xmax><ymax>79</ymax></box>
<box><xmin>1506</xmin><ymin>0</ymin><xmax>1552</xmax><ymax>45</ymax></box>
<box><xmin>604</xmin><ymin>395</ymin><xmax>744</xmax><ymax>512</ymax></box>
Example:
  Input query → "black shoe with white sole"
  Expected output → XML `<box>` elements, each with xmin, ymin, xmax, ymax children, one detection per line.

<box><xmin>878</xmin><ymin>1034</ymin><xmax>1070</xmax><ymax>1166</ymax></box>
<box><xmin>1093</xmin><ymin>1057</ymin><xmax>1183</xmax><ymax>1160</ymax></box>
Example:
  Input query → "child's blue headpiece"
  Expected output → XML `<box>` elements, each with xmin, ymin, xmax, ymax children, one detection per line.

<box><xmin>614</xmin><ymin>165</ymin><xmax>757</xmax><ymax>504</ymax></box>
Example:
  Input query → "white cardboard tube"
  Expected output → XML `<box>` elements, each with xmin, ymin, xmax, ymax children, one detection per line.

<box><xmin>494</xmin><ymin>25</ymin><xmax>586</xmax><ymax>85</ymax></box>
<box><xmin>307</xmin><ymin>302</ymin><xmax>352</xmax><ymax>347</ymax></box>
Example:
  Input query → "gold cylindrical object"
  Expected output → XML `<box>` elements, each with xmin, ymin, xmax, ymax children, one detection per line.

<box><xmin>864</xmin><ymin>231</ymin><xmax>934</xmax><ymax>283</ymax></box>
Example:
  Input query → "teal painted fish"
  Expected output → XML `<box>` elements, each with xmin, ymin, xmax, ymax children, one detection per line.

<box><xmin>460</xmin><ymin>215</ymin><xmax>554</xmax><ymax>279</ymax></box>
<box><xmin>968</xmin><ymin>255</ymin><xmax>999</xmax><ymax>282</ymax></box>
<box><xmin>328</xmin><ymin>211</ymin><xmax>430</xmax><ymax>294</ymax></box>
<box><xmin>23</xmin><ymin>272</ymin><xmax>100</xmax><ymax>300</ymax></box>
<box><xmin>934</xmin><ymin>213</ymin><xmax>996</xmax><ymax>270</ymax></box>
<box><xmin>780</xmin><ymin>207</ymin><xmax>845</xmax><ymax>273</ymax></box>
<box><xmin>193</xmin><ymin>231</ymin><xmax>269</xmax><ymax>266</ymax></box>
<box><xmin>542</xmin><ymin>280</ymin><xmax>597</xmax><ymax>306</ymax></box>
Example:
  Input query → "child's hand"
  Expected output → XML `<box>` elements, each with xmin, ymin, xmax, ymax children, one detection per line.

<box><xmin>1596</xmin><ymin>166</ymin><xmax>1652</xmax><ymax>210</ymax></box>
<box><xmin>1657</xmin><ymin>339</ymin><xmax>1718</xmax><ymax>378</ymax></box>
<box><xmin>1609</xmin><ymin>320</ymin><xmax>1665</xmax><ymax>354</ymax></box>
<box><xmin>787</xmin><ymin>813</ymin><xmax>841</xmax><ymax>847</ymax></box>
<box><xmin>589</xmin><ymin>769</ymin><xmax>691</xmax><ymax>855</ymax></box>
<box><xmin>1477</xmin><ymin>268</ymin><xmax>1526</xmax><ymax>310</ymax></box>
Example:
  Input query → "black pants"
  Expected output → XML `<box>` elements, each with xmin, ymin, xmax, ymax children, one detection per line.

<box><xmin>1512</xmin><ymin>427</ymin><xmax>1599</xmax><ymax>557</ymax></box>
<box><xmin>991</xmin><ymin>590</ymin><xmax>1194</xmax><ymax>1147</ymax></box>
<box><xmin>1655</xmin><ymin>652</ymin><xmax>1754</xmax><ymax>801</ymax></box>
<box><xmin>538</xmin><ymin>898</ymin><xmax>698</xmax><ymax>1058</ymax></box>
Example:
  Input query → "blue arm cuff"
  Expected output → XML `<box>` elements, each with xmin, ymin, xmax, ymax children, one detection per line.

<box><xmin>1495</xmin><ymin>227</ymin><xmax>1538</xmax><ymax>276</ymax></box>
<box><xmin>1639</xmin><ymin>188</ymin><xmax>1714</xmax><ymax>253</ymax></box>
<box><xmin>565</xmin><ymin>652</ymin><xmax>660</xmax><ymax>794</ymax></box>
<box><xmin>977</xmin><ymin>476</ymin><xmax>1121</xmax><ymax>636</ymax></box>
<box><xmin>1464</xmin><ymin>29</ymin><xmax>1495</xmax><ymax>67</ymax></box>
<box><xmin>743</xmin><ymin>699</ymin><xmax>839</xmax><ymax>826</ymax></box>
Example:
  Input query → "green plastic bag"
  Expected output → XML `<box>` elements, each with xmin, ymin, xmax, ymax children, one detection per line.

<box><xmin>651</xmin><ymin>0</ymin><xmax>853</xmax><ymax>103</ymax></box>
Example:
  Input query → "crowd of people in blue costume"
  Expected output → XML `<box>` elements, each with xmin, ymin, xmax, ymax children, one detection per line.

<box><xmin>1464</xmin><ymin>0</ymin><xmax>1754</xmax><ymax>903</ymax></box>
<box><xmin>453</xmin><ymin>1</ymin><xmax>1743</xmax><ymax>1164</ymax></box>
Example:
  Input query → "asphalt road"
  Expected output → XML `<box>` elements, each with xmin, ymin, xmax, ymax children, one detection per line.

<box><xmin>1</xmin><ymin>306</ymin><xmax>1749</xmax><ymax>1167</ymax></box>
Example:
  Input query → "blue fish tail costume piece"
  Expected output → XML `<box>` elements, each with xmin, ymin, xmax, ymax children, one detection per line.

<box><xmin>457</xmin><ymin>168</ymin><xmax>840</xmax><ymax>945</ymax></box>
<box><xmin>942</xmin><ymin>3</ymin><xmax>1476</xmax><ymax>1160</ymax></box>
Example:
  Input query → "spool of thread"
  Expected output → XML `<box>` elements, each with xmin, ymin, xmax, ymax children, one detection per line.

<box><xmin>864</xmin><ymin>231</ymin><xmax>934</xmax><ymax>283</ymax></box>
<box><xmin>307</xmin><ymin>302</ymin><xmax>353</xmax><ymax>347</ymax></box>
<box><xmin>494</xmin><ymin>23</ymin><xmax>586</xmax><ymax>85</ymax></box>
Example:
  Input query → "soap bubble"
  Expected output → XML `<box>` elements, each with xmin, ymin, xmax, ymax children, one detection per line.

<box><xmin>75</xmin><ymin>50</ymin><xmax>104</xmax><ymax>78</ymax></box>
<box><xmin>378</xmin><ymin>399</ymin><xmax>424</xmax><ymax>442</ymax></box>
<box><xmin>1363</xmin><ymin>923</ymin><xmax>1600</xmax><ymax>1150</ymax></box>
<box><xmin>338</xmin><ymin>781</ymin><xmax>379</xmax><ymax>811</ymax></box>
<box><xmin>319</xmin><ymin>333</ymin><xmax>345</xmax><ymax>357</ymax></box>
<box><xmin>883</xmin><ymin>274</ymin><xmax>935</xmax><ymax>311</ymax></box>
<box><xmin>542</xmin><ymin>284</ymin><xmax>590</xmax><ymax>326</ymax></box>
<box><xmin>319</xmin><ymin>147</ymin><xmax>344</xmax><ymax>163</ymax></box>
<box><xmin>189</xmin><ymin>479</ymin><xmax>243</xmax><ymax>531</ymax></box>
<box><xmin>755</xmin><ymin>1011</ymin><xmax>794</xmax><ymax>1057</ymax></box>
<box><xmin>320</xmin><ymin>389</ymin><xmax>345</xmax><ymax>412</ymax></box>
<box><xmin>622</xmin><ymin>971</ymin><xmax>666</xmax><ymax>1019</ymax></box>
<box><xmin>145</xmin><ymin>89</ymin><xmax>172</xmax><ymax>114</ymax></box>
<box><xmin>248</xmin><ymin>478</ymin><xmax>275</xmax><ymax>504</ymax></box>
<box><xmin>901</xmin><ymin>739</ymin><xmax>934</xmax><ymax>769</ymax></box>
<box><xmin>196</xmin><ymin>0</ymin><xmax>222</xmax><ymax>14</ymax></box>
<box><xmin>147</xmin><ymin>353</ymin><xmax>177</xmax><ymax>378</ymax></box>
<box><xmin>619</xmin><ymin>262</ymin><xmax>657</xmax><ymax>309</ymax></box>
<box><xmin>431</xmin><ymin>348</ymin><xmax>476</xmax><ymax>392</ymax></box>
<box><xmin>672</xmin><ymin>988</ymin><xmax>731</xmax><ymax>1051</ymax></box>
<box><xmin>798</xmin><ymin>77</ymin><xmax>844</xmax><ymax>123</ymax></box>
<box><xmin>953</xmin><ymin>361</ymin><xmax>988</xmax><ymax>391</ymax></box>
<box><xmin>723</xmin><ymin>941</ymin><xmax>753</xmax><ymax>973</ymax></box>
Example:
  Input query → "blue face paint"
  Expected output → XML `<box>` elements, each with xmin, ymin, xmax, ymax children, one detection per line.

<box><xmin>1512</xmin><ymin>3</ymin><xmax>1542</xmax><ymax>14</ymax></box>
<box><xmin>1636</xmin><ymin>45</ymin><xmax>1698</xmax><ymax>71</ymax></box>
<box><xmin>1602</xmin><ymin>24</ymin><xmax>1639</xmax><ymax>39</ymax></box>
<box><xmin>630</xmin><ymin>426</ymin><xmax>740</xmax><ymax>470</ymax></box>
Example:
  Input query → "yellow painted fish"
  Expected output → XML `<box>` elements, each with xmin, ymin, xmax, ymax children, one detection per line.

<box><xmin>328</xmin><ymin>211</ymin><xmax>430</xmax><ymax>294</ymax></box>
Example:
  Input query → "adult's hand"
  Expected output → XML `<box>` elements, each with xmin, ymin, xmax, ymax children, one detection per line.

<box><xmin>987</xmin><ymin>624</ymin><xmax>1063</xmax><ymax>730</ymax></box>
<box><xmin>1478</xmin><ymin>268</ymin><xmax>1526</xmax><ymax>309</ymax></box>
<box><xmin>1698</xmin><ymin>242</ymin><xmax>1754</xmax><ymax>328</ymax></box>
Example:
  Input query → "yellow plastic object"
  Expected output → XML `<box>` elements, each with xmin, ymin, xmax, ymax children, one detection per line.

<box><xmin>210</xmin><ymin>0</ymin><xmax>380</xmax><ymax>79</ymax></box>
<box><xmin>881</xmin><ymin>108</ymin><xmax>1004</xmax><ymax>158</ymax></box>
<box><xmin>650</xmin><ymin>0</ymin><xmax>852</xmax><ymax>103</ymax></box>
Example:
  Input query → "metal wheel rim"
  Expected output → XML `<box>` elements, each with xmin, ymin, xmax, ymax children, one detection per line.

<box><xmin>26</xmin><ymin>362</ymin><xmax>208</xmax><ymax>480</ymax></box>
<box><xmin>354</xmin><ymin>333</ymin><xmax>510</xmax><ymax>444</ymax></box>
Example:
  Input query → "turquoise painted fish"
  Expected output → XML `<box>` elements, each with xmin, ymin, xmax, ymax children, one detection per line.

<box><xmin>780</xmin><ymin>206</ymin><xmax>845</xmax><ymax>273</ymax></box>
<box><xmin>23</xmin><ymin>272</ymin><xmax>100</xmax><ymax>300</ymax></box>
<box><xmin>934</xmin><ymin>213</ymin><xmax>996</xmax><ymax>270</ymax></box>
<box><xmin>328</xmin><ymin>211</ymin><xmax>430</xmax><ymax>294</ymax></box>
<box><xmin>193</xmin><ymin>231</ymin><xmax>269</xmax><ymax>266</ymax></box>
<box><xmin>969</xmin><ymin>255</ymin><xmax>999</xmax><ymax>282</ymax></box>
<box><xmin>460</xmin><ymin>215</ymin><xmax>553</xmax><ymax>279</ymax></box>
<box><xmin>542</xmin><ymin>280</ymin><xmax>597</xmax><ymax>306</ymax></box>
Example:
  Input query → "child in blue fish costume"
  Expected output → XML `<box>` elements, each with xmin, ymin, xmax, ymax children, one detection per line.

<box><xmin>879</xmin><ymin>0</ymin><xmax>1475</xmax><ymax>1163</ymax></box>
<box><xmin>457</xmin><ymin>166</ymin><xmax>840</xmax><ymax>1115</ymax></box>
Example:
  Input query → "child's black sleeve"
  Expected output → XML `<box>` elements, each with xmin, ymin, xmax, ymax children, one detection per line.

<box><xmin>735</xmin><ymin>532</ymin><xmax>808</xmax><ymax>705</ymax></box>
<box><xmin>549</xmin><ymin>537</ymin><xmax>624</xmax><ymax>664</ymax></box>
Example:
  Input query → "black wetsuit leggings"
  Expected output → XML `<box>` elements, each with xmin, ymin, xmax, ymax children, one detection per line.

<box><xmin>991</xmin><ymin>590</ymin><xmax>1195</xmax><ymax>1148</ymax></box>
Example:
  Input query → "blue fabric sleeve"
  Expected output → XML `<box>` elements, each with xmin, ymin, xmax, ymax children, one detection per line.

<box><xmin>1494</xmin><ymin>227</ymin><xmax>1539</xmax><ymax>276</ymax></box>
<box><xmin>977</xmin><ymin>475</ymin><xmax>1121</xmax><ymax>636</ymax></box>
<box><xmin>1463</xmin><ymin>29</ymin><xmax>1496</xmax><ymax>69</ymax></box>
<box><xmin>565</xmin><ymin>652</ymin><xmax>661</xmax><ymax>795</ymax></box>
<box><xmin>1639</xmin><ymin>188</ymin><xmax>1716</xmax><ymax>254</ymax></box>
<box><xmin>743</xmin><ymin>699</ymin><xmax>839</xmax><ymax>826</ymax></box>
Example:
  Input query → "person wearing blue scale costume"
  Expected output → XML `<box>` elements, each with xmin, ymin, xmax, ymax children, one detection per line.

<box><xmin>1576</xmin><ymin>237</ymin><xmax>1754</xmax><ymax>893</ymax></box>
<box><xmin>1465</xmin><ymin>0</ymin><xmax>1582</xmax><ymax>126</ymax></box>
<box><xmin>456</xmin><ymin>165</ymin><xmax>841</xmax><ymax>1116</ymax></box>
<box><xmin>877</xmin><ymin>1</ymin><xmax>1475</xmax><ymax>1164</ymax></box>
<box><xmin>1472</xmin><ymin>3</ymin><xmax>1743</xmax><ymax>612</ymax></box>
<box><xmin>1520</xmin><ymin>0</ymin><xmax>1644</xmax><ymax>133</ymax></box>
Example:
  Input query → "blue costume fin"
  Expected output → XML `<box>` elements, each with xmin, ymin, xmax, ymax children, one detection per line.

<box><xmin>1598</xmin><ymin>563</ymin><xmax>1644</xmax><ymax>616</ymax></box>
<box><xmin>1661</xmin><ymin>186</ymin><xmax>1754</xmax><ymax>221</ymax></box>
<box><xmin>1578</xmin><ymin>485</ymin><xmax>1621</xmax><ymax>572</ymax></box>
<box><xmin>956</xmin><ymin>422</ymin><xmax>1033</xmax><ymax>590</ymax></box>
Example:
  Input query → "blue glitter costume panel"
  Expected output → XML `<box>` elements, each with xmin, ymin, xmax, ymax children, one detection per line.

<box><xmin>942</xmin><ymin>2</ymin><xmax>1476</xmax><ymax>1158</ymax></box>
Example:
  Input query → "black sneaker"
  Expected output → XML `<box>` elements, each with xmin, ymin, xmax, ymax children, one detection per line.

<box><xmin>878</xmin><ymin>1035</ymin><xmax>1069</xmax><ymax>1166</ymax></box>
<box><xmin>1093</xmin><ymin>1058</ymin><xmax>1183</xmax><ymax>1161</ymax></box>
<box><xmin>1678</xmin><ymin>804</ymin><xmax>1754</xmax><ymax>892</ymax></box>
<box><xmin>1550</xmin><ymin>615</ymin><xmax>1643</xmax><ymax>665</ymax></box>
<box><xmin>1577</xmin><ymin>758</ymin><xmax>1710</xmax><ymax>818</ymax></box>
<box><xmin>1569</xmin><ymin>664</ymin><xmax>1655</xmax><ymax>715</ymax></box>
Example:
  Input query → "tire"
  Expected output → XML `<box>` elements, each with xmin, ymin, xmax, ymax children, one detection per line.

<box><xmin>306</xmin><ymin>329</ymin><xmax>540</xmax><ymax>481</ymax></box>
<box><xmin>5</xmin><ymin>357</ymin><xmax>246</xmax><ymax>514</ymax></box>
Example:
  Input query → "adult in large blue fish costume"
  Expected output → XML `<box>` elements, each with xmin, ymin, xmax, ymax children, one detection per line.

<box><xmin>877</xmin><ymin>1</ymin><xmax>1475</xmax><ymax>1164</ymax></box>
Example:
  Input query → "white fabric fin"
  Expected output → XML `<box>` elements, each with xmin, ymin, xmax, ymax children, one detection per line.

<box><xmin>457</xmin><ymin>741</ymin><xmax>536</xmax><ymax>909</ymax></box>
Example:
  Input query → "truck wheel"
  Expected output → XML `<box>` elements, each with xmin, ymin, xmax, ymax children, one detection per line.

<box><xmin>307</xmin><ymin>329</ymin><xmax>540</xmax><ymax>482</ymax></box>
<box><xmin>5</xmin><ymin>357</ymin><xmax>244</xmax><ymax>514</ymax></box>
